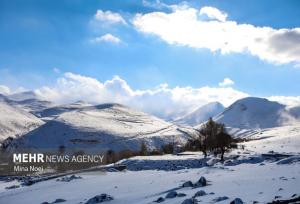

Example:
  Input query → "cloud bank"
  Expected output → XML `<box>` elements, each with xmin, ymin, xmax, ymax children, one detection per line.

<box><xmin>133</xmin><ymin>5</ymin><xmax>300</xmax><ymax>65</ymax></box>
<box><xmin>2</xmin><ymin>73</ymin><xmax>299</xmax><ymax>120</ymax></box>
<box><xmin>34</xmin><ymin>73</ymin><xmax>248</xmax><ymax>120</ymax></box>
<box><xmin>268</xmin><ymin>96</ymin><xmax>300</xmax><ymax>107</ymax></box>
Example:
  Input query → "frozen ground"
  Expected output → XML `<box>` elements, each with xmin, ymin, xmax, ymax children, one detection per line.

<box><xmin>0</xmin><ymin>124</ymin><xmax>300</xmax><ymax>204</ymax></box>
<box><xmin>0</xmin><ymin>162</ymin><xmax>299</xmax><ymax>204</ymax></box>
<box><xmin>243</xmin><ymin>124</ymin><xmax>300</xmax><ymax>154</ymax></box>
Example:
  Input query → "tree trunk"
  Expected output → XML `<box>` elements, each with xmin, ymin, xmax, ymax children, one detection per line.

<box><xmin>220</xmin><ymin>149</ymin><xmax>225</xmax><ymax>161</ymax></box>
<box><xmin>202</xmin><ymin>150</ymin><xmax>207</xmax><ymax>157</ymax></box>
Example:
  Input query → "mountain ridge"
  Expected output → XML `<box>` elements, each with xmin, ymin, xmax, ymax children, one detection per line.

<box><xmin>7</xmin><ymin>103</ymin><xmax>198</xmax><ymax>152</ymax></box>
<box><xmin>174</xmin><ymin>101</ymin><xmax>225</xmax><ymax>126</ymax></box>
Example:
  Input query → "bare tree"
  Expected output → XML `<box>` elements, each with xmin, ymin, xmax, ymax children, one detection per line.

<box><xmin>140</xmin><ymin>142</ymin><xmax>148</xmax><ymax>156</ymax></box>
<box><xmin>200</xmin><ymin>118</ymin><xmax>234</xmax><ymax>160</ymax></box>
<box><xmin>200</xmin><ymin>118</ymin><xmax>218</xmax><ymax>157</ymax></box>
<box><xmin>215</xmin><ymin>125</ymin><xmax>233</xmax><ymax>161</ymax></box>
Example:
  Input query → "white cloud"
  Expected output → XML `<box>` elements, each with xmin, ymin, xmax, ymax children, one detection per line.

<box><xmin>92</xmin><ymin>34</ymin><xmax>121</xmax><ymax>44</ymax></box>
<box><xmin>0</xmin><ymin>85</ymin><xmax>10</xmax><ymax>95</ymax></box>
<box><xmin>219</xmin><ymin>78</ymin><xmax>234</xmax><ymax>87</ymax></box>
<box><xmin>35</xmin><ymin>72</ymin><xmax>248</xmax><ymax>120</ymax></box>
<box><xmin>268</xmin><ymin>96</ymin><xmax>300</xmax><ymax>107</ymax></box>
<box><xmin>133</xmin><ymin>6</ymin><xmax>300</xmax><ymax>65</ymax></box>
<box><xmin>94</xmin><ymin>10</ymin><xmax>126</xmax><ymax>25</ymax></box>
<box><xmin>0</xmin><ymin>85</ymin><xmax>27</xmax><ymax>96</ymax></box>
<box><xmin>199</xmin><ymin>6</ymin><xmax>227</xmax><ymax>22</ymax></box>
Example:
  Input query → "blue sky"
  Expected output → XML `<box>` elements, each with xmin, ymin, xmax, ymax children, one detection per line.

<box><xmin>0</xmin><ymin>0</ymin><xmax>300</xmax><ymax>118</ymax></box>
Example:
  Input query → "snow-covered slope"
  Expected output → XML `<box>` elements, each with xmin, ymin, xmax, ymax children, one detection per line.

<box><xmin>1</xmin><ymin>123</ymin><xmax>300</xmax><ymax>204</ymax></box>
<box><xmin>175</xmin><ymin>102</ymin><xmax>224</xmax><ymax>126</ymax></box>
<box><xmin>10</xmin><ymin>98</ymin><xmax>53</xmax><ymax>115</ymax></box>
<box><xmin>0</xmin><ymin>93</ymin><xmax>12</xmax><ymax>103</ymax></box>
<box><xmin>215</xmin><ymin>97</ymin><xmax>294</xmax><ymax>129</ymax></box>
<box><xmin>11</xmin><ymin>103</ymin><xmax>198</xmax><ymax>152</ymax></box>
<box><xmin>0</xmin><ymin>101</ymin><xmax>44</xmax><ymax>141</ymax></box>
<box><xmin>243</xmin><ymin>123</ymin><xmax>300</xmax><ymax>154</ymax></box>
<box><xmin>37</xmin><ymin>101</ymin><xmax>92</xmax><ymax>120</ymax></box>
<box><xmin>0</xmin><ymin>92</ymin><xmax>53</xmax><ymax>116</ymax></box>
<box><xmin>7</xmin><ymin>91</ymin><xmax>38</xmax><ymax>101</ymax></box>
<box><xmin>288</xmin><ymin>106</ymin><xmax>300</xmax><ymax>119</ymax></box>
<box><xmin>0</xmin><ymin>94</ymin><xmax>7</xmax><ymax>101</ymax></box>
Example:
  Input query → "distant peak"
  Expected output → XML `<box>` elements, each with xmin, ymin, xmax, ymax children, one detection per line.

<box><xmin>73</xmin><ymin>100</ymin><xmax>89</xmax><ymax>105</ymax></box>
<box><xmin>206</xmin><ymin>101</ymin><xmax>224</xmax><ymax>107</ymax></box>
<box><xmin>233</xmin><ymin>97</ymin><xmax>284</xmax><ymax>107</ymax></box>
<box><xmin>7</xmin><ymin>91</ymin><xmax>39</xmax><ymax>101</ymax></box>
<box><xmin>94</xmin><ymin>103</ymin><xmax>126</xmax><ymax>109</ymax></box>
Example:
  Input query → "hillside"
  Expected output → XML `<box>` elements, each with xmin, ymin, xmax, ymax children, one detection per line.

<box><xmin>10</xmin><ymin>103</ymin><xmax>198</xmax><ymax>152</ymax></box>
<box><xmin>37</xmin><ymin>101</ymin><xmax>92</xmax><ymax>120</ymax></box>
<box><xmin>174</xmin><ymin>102</ymin><xmax>224</xmax><ymax>126</ymax></box>
<box><xmin>1</xmin><ymin>123</ymin><xmax>300</xmax><ymax>204</ymax></box>
<box><xmin>288</xmin><ymin>106</ymin><xmax>300</xmax><ymax>119</ymax></box>
<box><xmin>0</xmin><ymin>101</ymin><xmax>44</xmax><ymax>141</ymax></box>
<box><xmin>214</xmin><ymin>97</ymin><xmax>294</xmax><ymax>129</ymax></box>
<box><xmin>0</xmin><ymin>92</ymin><xmax>53</xmax><ymax>116</ymax></box>
<box><xmin>7</xmin><ymin>91</ymin><xmax>39</xmax><ymax>101</ymax></box>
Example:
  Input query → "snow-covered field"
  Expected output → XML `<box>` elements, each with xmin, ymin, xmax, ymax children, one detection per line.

<box><xmin>0</xmin><ymin>162</ymin><xmax>299</xmax><ymax>204</ymax></box>
<box><xmin>244</xmin><ymin>124</ymin><xmax>300</xmax><ymax>154</ymax></box>
<box><xmin>1</xmin><ymin>124</ymin><xmax>299</xmax><ymax>204</ymax></box>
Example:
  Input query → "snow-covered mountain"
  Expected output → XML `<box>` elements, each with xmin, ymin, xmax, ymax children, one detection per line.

<box><xmin>0</xmin><ymin>92</ymin><xmax>53</xmax><ymax>116</ymax></box>
<box><xmin>174</xmin><ymin>102</ymin><xmax>224</xmax><ymax>126</ymax></box>
<box><xmin>215</xmin><ymin>97</ymin><xmax>294</xmax><ymax>129</ymax></box>
<box><xmin>288</xmin><ymin>106</ymin><xmax>300</xmax><ymax>119</ymax></box>
<box><xmin>36</xmin><ymin>101</ymin><xmax>92</xmax><ymax>120</ymax></box>
<box><xmin>7</xmin><ymin>91</ymin><xmax>38</xmax><ymax>101</ymax></box>
<box><xmin>0</xmin><ymin>93</ymin><xmax>12</xmax><ymax>103</ymax></box>
<box><xmin>10</xmin><ymin>103</ymin><xmax>198</xmax><ymax>152</ymax></box>
<box><xmin>10</xmin><ymin>98</ymin><xmax>53</xmax><ymax>115</ymax></box>
<box><xmin>0</xmin><ymin>101</ymin><xmax>44</xmax><ymax>141</ymax></box>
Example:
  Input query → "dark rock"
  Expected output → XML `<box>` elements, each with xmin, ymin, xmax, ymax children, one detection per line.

<box><xmin>230</xmin><ymin>198</ymin><xmax>243</xmax><ymax>204</ymax></box>
<box><xmin>194</xmin><ymin>190</ymin><xmax>206</xmax><ymax>197</ymax></box>
<box><xmin>177</xmin><ymin>193</ymin><xmax>187</xmax><ymax>197</ymax></box>
<box><xmin>23</xmin><ymin>179</ymin><xmax>34</xmax><ymax>186</ymax></box>
<box><xmin>181</xmin><ymin>198</ymin><xmax>197</xmax><ymax>204</ymax></box>
<box><xmin>5</xmin><ymin>185</ymin><xmax>20</xmax><ymax>189</ymax></box>
<box><xmin>85</xmin><ymin>194</ymin><xmax>113</xmax><ymax>204</ymax></box>
<box><xmin>57</xmin><ymin>175</ymin><xmax>82</xmax><ymax>182</ymax></box>
<box><xmin>194</xmin><ymin>176</ymin><xmax>207</xmax><ymax>187</ymax></box>
<box><xmin>212</xmin><ymin>196</ymin><xmax>229</xmax><ymax>202</ymax></box>
<box><xmin>53</xmin><ymin>198</ymin><xmax>66</xmax><ymax>203</ymax></box>
<box><xmin>166</xmin><ymin>191</ymin><xmax>177</xmax><ymax>198</ymax></box>
<box><xmin>154</xmin><ymin>197</ymin><xmax>165</xmax><ymax>203</ymax></box>
<box><xmin>182</xmin><ymin>181</ymin><xmax>193</xmax><ymax>187</ymax></box>
<box><xmin>268</xmin><ymin>195</ymin><xmax>300</xmax><ymax>204</ymax></box>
